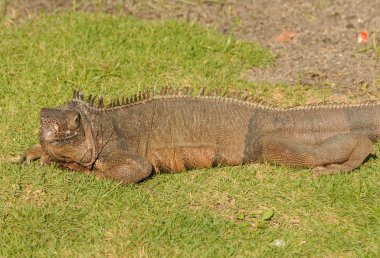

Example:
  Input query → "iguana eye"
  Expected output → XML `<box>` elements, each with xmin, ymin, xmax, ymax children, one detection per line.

<box><xmin>67</xmin><ymin>113</ymin><xmax>80</xmax><ymax>130</ymax></box>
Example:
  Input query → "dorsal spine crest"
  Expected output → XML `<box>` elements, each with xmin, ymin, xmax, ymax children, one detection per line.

<box><xmin>70</xmin><ymin>89</ymin><xmax>380</xmax><ymax>113</ymax></box>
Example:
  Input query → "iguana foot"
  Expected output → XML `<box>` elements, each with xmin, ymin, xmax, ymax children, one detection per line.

<box><xmin>312</xmin><ymin>165</ymin><xmax>348</xmax><ymax>177</ymax></box>
<box><xmin>19</xmin><ymin>144</ymin><xmax>51</xmax><ymax>166</ymax></box>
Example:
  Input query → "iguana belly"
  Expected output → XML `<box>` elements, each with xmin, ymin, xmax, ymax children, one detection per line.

<box><xmin>147</xmin><ymin>145</ymin><xmax>243</xmax><ymax>173</ymax></box>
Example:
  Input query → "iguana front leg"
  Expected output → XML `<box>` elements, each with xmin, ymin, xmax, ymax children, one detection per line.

<box><xmin>19</xmin><ymin>144</ymin><xmax>52</xmax><ymax>166</ymax></box>
<box><xmin>21</xmin><ymin>145</ymin><xmax>152</xmax><ymax>183</ymax></box>
<box><xmin>20</xmin><ymin>144</ymin><xmax>89</xmax><ymax>171</ymax></box>
<box><xmin>94</xmin><ymin>152</ymin><xmax>153</xmax><ymax>184</ymax></box>
<box><xmin>259</xmin><ymin>133</ymin><xmax>375</xmax><ymax>175</ymax></box>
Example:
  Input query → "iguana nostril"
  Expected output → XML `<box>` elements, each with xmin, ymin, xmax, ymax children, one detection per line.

<box><xmin>40</xmin><ymin>126</ymin><xmax>55</xmax><ymax>141</ymax></box>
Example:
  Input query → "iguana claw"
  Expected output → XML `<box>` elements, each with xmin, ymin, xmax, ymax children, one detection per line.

<box><xmin>19</xmin><ymin>144</ymin><xmax>47</xmax><ymax>166</ymax></box>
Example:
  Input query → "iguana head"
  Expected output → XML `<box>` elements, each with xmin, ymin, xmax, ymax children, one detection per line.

<box><xmin>39</xmin><ymin>107</ymin><xmax>95</xmax><ymax>166</ymax></box>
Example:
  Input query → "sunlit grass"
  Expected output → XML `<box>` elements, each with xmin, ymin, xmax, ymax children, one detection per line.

<box><xmin>0</xmin><ymin>13</ymin><xmax>379</xmax><ymax>257</ymax></box>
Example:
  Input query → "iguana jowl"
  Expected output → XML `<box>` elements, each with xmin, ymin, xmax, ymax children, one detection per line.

<box><xmin>21</xmin><ymin>89</ymin><xmax>379</xmax><ymax>183</ymax></box>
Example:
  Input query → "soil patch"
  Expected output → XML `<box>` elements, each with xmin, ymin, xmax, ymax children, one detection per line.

<box><xmin>2</xmin><ymin>0</ymin><xmax>379</xmax><ymax>100</ymax></box>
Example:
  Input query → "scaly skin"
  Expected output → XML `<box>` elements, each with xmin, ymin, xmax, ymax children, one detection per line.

<box><xmin>20</xmin><ymin>90</ymin><xmax>380</xmax><ymax>183</ymax></box>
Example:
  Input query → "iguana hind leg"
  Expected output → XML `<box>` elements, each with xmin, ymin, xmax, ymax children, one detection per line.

<box><xmin>95</xmin><ymin>153</ymin><xmax>153</xmax><ymax>184</ymax></box>
<box><xmin>259</xmin><ymin>133</ymin><xmax>375</xmax><ymax>175</ymax></box>
<box><xmin>312</xmin><ymin>135</ymin><xmax>375</xmax><ymax>176</ymax></box>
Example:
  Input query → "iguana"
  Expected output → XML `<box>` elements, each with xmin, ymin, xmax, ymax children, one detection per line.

<box><xmin>20</xmin><ymin>89</ymin><xmax>379</xmax><ymax>183</ymax></box>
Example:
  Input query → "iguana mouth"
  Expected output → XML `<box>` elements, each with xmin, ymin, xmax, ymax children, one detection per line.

<box><xmin>40</xmin><ymin>126</ymin><xmax>79</xmax><ymax>144</ymax></box>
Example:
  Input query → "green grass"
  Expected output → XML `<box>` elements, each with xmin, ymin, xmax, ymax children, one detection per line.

<box><xmin>0</xmin><ymin>13</ymin><xmax>379</xmax><ymax>257</ymax></box>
